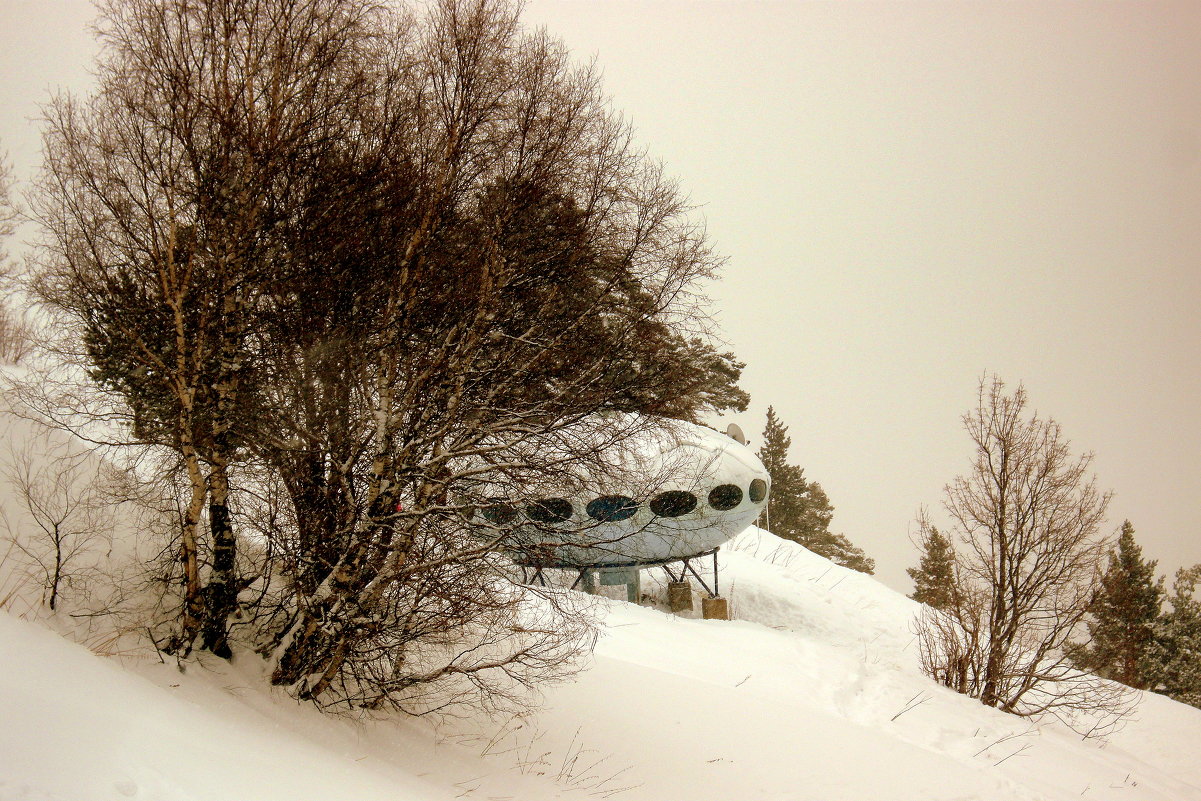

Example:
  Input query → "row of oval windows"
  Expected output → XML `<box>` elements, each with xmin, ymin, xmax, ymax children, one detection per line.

<box><xmin>481</xmin><ymin>478</ymin><xmax>768</xmax><ymax>525</ymax></box>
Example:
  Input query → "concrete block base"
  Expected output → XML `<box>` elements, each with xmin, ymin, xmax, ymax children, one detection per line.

<box><xmin>667</xmin><ymin>581</ymin><xmax>693</xmax><ymax>613</ymax></box>
<box><xmin>702</xmin><ymin>596</ymin><xmax>729</xmax><ymax>620</ymax></box>
<box><xmin>598</xmin><ymin>568</ymin><xmax>641</xmax><ymax>603</ymax></box>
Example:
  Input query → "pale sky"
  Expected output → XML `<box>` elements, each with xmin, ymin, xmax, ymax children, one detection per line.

<box><xmin>2</xmin><ymin>0</ymin><xmax>1199</xmax><ymax>593</ymax></box>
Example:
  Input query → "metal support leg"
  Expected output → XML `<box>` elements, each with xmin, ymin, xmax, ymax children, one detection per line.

<box><xmin>714</xmin><ymin>548</ymin><xmax>720</xmax><ymax>597</ymax></box>
<box><xmin>685</xmin><ymin>558</ymin><xmax>715</xmax><ymax>598</ymax></box>
<box><xmin>572</xmin><ymin>568</ymin><xmax>597</xmax><ymax>594</ymax></box>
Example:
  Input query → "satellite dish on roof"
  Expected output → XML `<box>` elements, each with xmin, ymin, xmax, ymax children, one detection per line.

<box><xmin>725</xmin><ymin>423</ymin><xmax>747</xmax><ymax>446</ymax></box>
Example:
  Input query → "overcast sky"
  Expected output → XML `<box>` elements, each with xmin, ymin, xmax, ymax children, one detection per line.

<box><xmin>2</xmin><ymin>0</ymin><xmax>1198</xmax><ymax>593</ymax></box>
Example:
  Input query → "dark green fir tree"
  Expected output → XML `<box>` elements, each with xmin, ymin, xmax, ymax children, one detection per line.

<box><xmin>1144</xmin><ymin>565</ymin><xmax>1201</xmax><ymax>708</ymax></box>
<box><xmin>1075</xmin><ymin>521</ymin><xmax>1163</xmax><ymax>688</ymax></box>
<box><xmin>907</xmin><ymin>526</ymin><xmax>956</xmax><ymax>610</ymax></box>
<box><xmin>757</xmin><ymin>406</ymin><xmax>874</xmax><ymax>574</ymax></box>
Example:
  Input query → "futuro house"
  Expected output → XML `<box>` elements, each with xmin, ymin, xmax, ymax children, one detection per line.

<box><xmin>471</xmin><ymin>417</ymin><xmax>770</xmax><ymax>599</ymax></box>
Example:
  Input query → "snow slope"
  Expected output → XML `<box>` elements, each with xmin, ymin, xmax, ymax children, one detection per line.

<box><xmin>488</xmin><ymin>533</ymin><xmax>1201</xmax><ymax>801</ymax></box>
<box><xmin>3</xmin><ymin>530</ymin><xmax>1201</xmax><ymax>800</ymax></box>
<box><xmin>1</xmin><ymin>402</ymin><xmax>1200</xmax><ymax>800</ymax></box>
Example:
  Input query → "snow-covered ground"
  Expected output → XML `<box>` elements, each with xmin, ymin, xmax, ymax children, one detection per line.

<box><xmin>2</xmin><ymin>403</ymin><xmax>1201</xmax><ymax>800</ymax></box>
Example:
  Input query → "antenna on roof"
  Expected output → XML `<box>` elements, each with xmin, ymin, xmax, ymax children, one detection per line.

<box><xmin>725</xmin><ymin>423</ymin><xmax>747</xmax><ymax>446</ymax></box>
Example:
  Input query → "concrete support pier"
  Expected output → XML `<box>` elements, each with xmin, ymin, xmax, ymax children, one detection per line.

<box><xmin>598</xmin><ymin>567</ymin><xmax>641</xmax><ymax>603</ymax></box>
<box><xmin>667</xmin><ymin>581</ymin><xmax>693</xmax><ymax>613</ymax></box>
<box><xmin>701</xmin><ymin>596</ymin><xmax>729</xmax><ymax>620</ymax></box>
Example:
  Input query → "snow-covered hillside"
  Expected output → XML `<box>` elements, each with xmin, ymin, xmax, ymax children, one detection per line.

<box><xmin>2</xmin><ymin>403</ymin><xmax>1201</xmax><ymax>800</ymax></box>
<box><xmin>2</xmin><ymin>530</ymin><xmax>1201</xmax><ymax>800</ymax></box>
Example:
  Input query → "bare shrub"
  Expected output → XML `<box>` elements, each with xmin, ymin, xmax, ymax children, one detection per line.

<box><xmin>1</xmin><ymin>434</ymin><xmax>114</xmax><ymax>612</ymax></box>
<box><xmin>0</xmin><ymin>151</ymin><xmax>33</xmax><ymax>366</ymax></box>
<box><xmin>0</xmin><ymin>538</ymin><xmax>37</xmax><ymax>614</ymax></box>
<box><xmin>0</xmin><ymin>307</ymin><xmax>34</xmax><ymax>365</ymax></box>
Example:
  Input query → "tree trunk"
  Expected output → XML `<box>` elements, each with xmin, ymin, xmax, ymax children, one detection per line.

<box><xmin>201</xmin><ymin>461</ymin><xmax>236</xmax><ymax>658</ymax></box>
<box><xmin>169</xmin><ymin>447</ymin><xmax>209</xmax><ymax>654</ymax></box>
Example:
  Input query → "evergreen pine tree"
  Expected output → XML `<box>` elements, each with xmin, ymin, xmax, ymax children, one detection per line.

<box><xmin>812</xmin><ymin>530</ymin><xmax>876</xmax><ymax>574</ymax></box>
<box><xmin>1075</xmin><ymin>521</ymin><xmax>1163</xmax><ymax>688</ymax></box>
<box><xmin>757</xmin><ymin>406</ymin><xmax>805</xmax><ymax>533</ymax></box>
<box><xmin>1144</xmin><ymin>565</ymin><xmax>1201</xmax><ymax>708</ymax></box>
<box><xmin>757</xmin><ymin>406</ymin><xmax>874</xmax><ymax>574</ymax></box>
<box><xmin>907</xmin><ymin>526</ymin><xmax>955</xmax><ymax>609</ymax></box>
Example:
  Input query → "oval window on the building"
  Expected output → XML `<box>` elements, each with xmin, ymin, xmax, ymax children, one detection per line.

<box><xmin>482</xmin><ymin>501</ymin><xmax>518</xmax><ymax>525</ymax></box>
<box><xmin>586</xmin><ymin>495</ymin><xmax>639</xmax><ymax>522</ymax></box>
<box><xmin>749</xmin><ymin>478</ymin><xmax>767</xmax><ymax>503</ymax></box>
<box><xmin>708</xmin><ymin>484</ymin><xmax>743</xmax><ymax>511</ymax></box>
<box><xmin>527</xmin><ymin>498</ymin><xmax>573</xmax><ymax>524</ymax></box>
<box><xmin>650</xmin><ymin>490</ymin><xmax>697</xmax><ymax>518</ymax></box>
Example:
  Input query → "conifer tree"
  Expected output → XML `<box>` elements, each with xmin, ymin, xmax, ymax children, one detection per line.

<box><xmin>1144</xmin><ymin>565</ymin><xmax>1201</xmax><ymax>708</ymax></box>
<box><xmin>908</xmin><ymin>525</ymin><xmax>955</xmax><ymax>609</ymax></box>
<box><xmin>757</xmin><ymin>406</ymin><xmax>805</xmax><ymax>533</ymax></box>
<box><xmin>1073</xmin><ymin>521</ymin><xmax>1163</xmax><ymax>688</ymax></box>
<box><xmin>811</xmin><ymin>530</ymin><xmax>876</xmax><ymax>575</ymax></box>
<box><xmin>757</xmin><ymin>406</ymin><xmax>874</xmax><ymax>574</ymax></box>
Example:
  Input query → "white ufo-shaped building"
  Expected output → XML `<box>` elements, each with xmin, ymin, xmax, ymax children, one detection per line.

<box><xmin>473</xmin><ymin>417</ymin><xmax>770</xmax><ymax>572</ymax></box>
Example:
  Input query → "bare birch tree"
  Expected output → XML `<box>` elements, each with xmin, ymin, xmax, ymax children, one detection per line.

<box><xmin>914</xmin><ymin>376</ymin><xmax>1133</xmax><ymax>734</ymax></box>
<box><xmin>32</xmin><ymin>0</ymin><xmax>383</xmax><ymax>655</ymax></box>
<box><xmin>255</xmin><ymin>0</ymin><xmax>735</xmax><ymax>710</ymax></box>
<box><xmin>30</xmin><ymin>0</ymin><xmax>744</xmax><ymax>713</ymax></box>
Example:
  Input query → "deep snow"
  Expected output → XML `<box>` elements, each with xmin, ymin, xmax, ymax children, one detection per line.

<box><xmin>2</xmin><ymin>403</ymin><xmax>1200</xmax><ymax>800</ymax></box>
